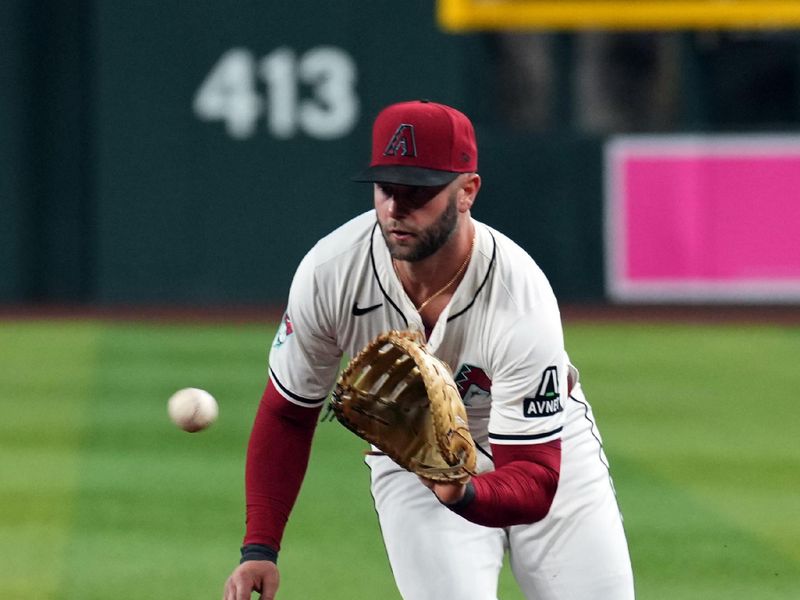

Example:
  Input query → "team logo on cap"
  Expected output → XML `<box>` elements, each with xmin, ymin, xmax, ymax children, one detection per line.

<box><xmin>383</xmin><ymin>124</ymin><xmax>417</xmax><ymax>158</ymax></box>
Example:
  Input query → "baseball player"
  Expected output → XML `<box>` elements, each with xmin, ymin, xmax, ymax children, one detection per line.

<box><xmin>223</xmin><ymin>100</ymin><xmax>634</xmax><ymax>600</ymax></box>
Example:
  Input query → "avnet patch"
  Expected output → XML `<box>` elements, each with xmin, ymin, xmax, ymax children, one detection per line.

<box><xmin>523</xmin><ymin>366</ymin><xmax>563</xmax><ymax>418</ymax></box>
<box><xmin>523</xmin><ymin>395</ymin><xmax>563</xmax><ymax>418</ymax></box>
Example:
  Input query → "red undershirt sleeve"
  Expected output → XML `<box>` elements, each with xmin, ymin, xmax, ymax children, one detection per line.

<box><xmin>447</xmin><ymin>439</ymin><xmax>562</xmax><ymax>528</ymax></box>
<box><xmin>242</xmin><ymin>379</ymin><xmax>322</xmax><ymax>551</ymax></box>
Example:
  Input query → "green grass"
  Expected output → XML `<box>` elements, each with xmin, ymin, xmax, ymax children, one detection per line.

<box><xmin>0</xmin><ymin>318</ymin><xmax>798</xmax><ymax>599</ymax></box>
<box><xmin>566</xmin><ymin>323</ymin><xmax>800</xmax><ymax>599</ymax></box>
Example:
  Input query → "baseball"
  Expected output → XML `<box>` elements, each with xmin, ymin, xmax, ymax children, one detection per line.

<box><xmin>167</xmin><ymin>387</ymin><xmax>218</xmax><ymax>432</ymax></box>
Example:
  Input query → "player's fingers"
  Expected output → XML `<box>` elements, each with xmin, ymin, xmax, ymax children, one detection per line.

<box><xmin>259</xmin><ymin>567</ymin><xmax>279</xmax><ymax>600</ymax></box>
<box><xmin>222</xmin><ymin>573</ymin><xmax>252</xmax><ymax>600</ymax></box>
<box><xmin>235</xmin><ymin>578</ymin><xmax>256</xmax><ymax>600</ymax></box>
<box><xmin>224</xmin><ymin>561</ymin><xmax>277</xmax><ymax>600</ymax></box>
<box><xmin>222</xmin><ymin>576</ymin><xmax>236</xmax><ymax>600</ymax></box>
<box><xmin>260</xmin><ymin>587</ymin><xmax>275</xmax><ymax>600</ymax></box>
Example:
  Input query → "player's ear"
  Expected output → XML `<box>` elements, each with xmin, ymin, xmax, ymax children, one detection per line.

<box><xmin>457</xmin><ymin>173</ymin><xmax>480</xmax><ymax>212</ymax></box>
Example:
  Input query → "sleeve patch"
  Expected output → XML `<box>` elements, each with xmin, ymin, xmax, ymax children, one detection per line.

<box><xmin>272</xmin><ymin>312</ymin><xmax>295</xmax><ymax>348</ymax></box>
<box><xmin>522</xmin><ymin>366</ymin><xmax>563</xmax><ymax>418</ymax></box>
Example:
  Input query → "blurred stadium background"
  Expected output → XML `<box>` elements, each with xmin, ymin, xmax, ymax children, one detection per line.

<box><xmin>1</xmin><ymin>1</ymin><xmax>799</xmax><ymax>598</ymax></box>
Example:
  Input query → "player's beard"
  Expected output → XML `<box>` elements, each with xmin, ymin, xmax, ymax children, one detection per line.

<box><xmin>381</xmin><ymin>191</ymin><xmax>458</xmax><ymax>262</ymax></box>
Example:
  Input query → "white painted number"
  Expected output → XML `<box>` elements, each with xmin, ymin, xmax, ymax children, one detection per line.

<box><xmin>193</xmin><ymin>49</ymin><xmax>260</xmax><ymax>139</ymax></box>
<box><xmin>297</xmin><ymin>46</ymin><xmax>359</xmax><ymax>140</ymax></box>
<box><xmin>194</xmin><ymin>46</ymin><xmax>359</xmax><ymax>140</ymax></box>
<box><xmin>260</xmin><ymin>47</ymin><xmax>298</xmax><ymax>139</ymax></box>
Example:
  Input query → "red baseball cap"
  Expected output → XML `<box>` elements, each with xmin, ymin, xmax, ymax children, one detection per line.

<box><xmin>352</xmin><ymin>100</ymin><xmax>478</xmax><ymax>186</ymax></box>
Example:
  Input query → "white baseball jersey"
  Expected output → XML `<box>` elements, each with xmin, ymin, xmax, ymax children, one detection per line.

<box><xmin>269</xmin><ymin>210</ymin><xmax>568</xmax><ymax>452</ymax></box>
<box><xmin>268</xmin><ymin>209</ymin><xmax>634</xmax><ymax>600</ymax></box>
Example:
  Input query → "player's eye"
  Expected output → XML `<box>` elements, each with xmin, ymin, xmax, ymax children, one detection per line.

<box><xmin>377</xmin><ymin>183</ymin><xmax>394</xmax><ymax>197</ymax></box>
<box><xmin>407</xmin><ymin>185</ymin><xmax>444</xmax><ymax>205</ymax></box>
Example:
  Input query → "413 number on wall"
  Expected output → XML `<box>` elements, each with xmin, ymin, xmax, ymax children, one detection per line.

<box><xmin>193</xmin><ymin>46</ymin><xmax>359</xmax><ymax>140</ymax></box>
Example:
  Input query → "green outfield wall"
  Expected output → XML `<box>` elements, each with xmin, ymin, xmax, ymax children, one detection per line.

<box><xmin>2</xmin><ymin>2</ymin><xmax>798</xmax><ymax>306</ymax></box>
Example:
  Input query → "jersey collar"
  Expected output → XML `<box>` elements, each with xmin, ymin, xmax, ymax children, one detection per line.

<box><xmin>369</xmin><ymin>219</ymin><xmax>496</xmax><ymax>345</ymax></box>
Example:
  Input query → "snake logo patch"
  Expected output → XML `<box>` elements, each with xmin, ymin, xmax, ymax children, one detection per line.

<box><xmin>523</xmin><ymin>366</ymin><xmax>562</xmax><ymax>418</ymax></box>
<box><xmin>273</xmin><ymin>312</ymin><xmax>294</xmax><ymax>347</ymax></box>
<box><xmin>454</xmin><ymin>364</ymin><xmax>491</xmax><ymax>407</ymax></box>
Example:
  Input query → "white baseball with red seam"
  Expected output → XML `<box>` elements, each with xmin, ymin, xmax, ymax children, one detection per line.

<box><xmin>167</xmin><ymin>388</ymin><xmax>218</xmax><ymax>432</ymax></box>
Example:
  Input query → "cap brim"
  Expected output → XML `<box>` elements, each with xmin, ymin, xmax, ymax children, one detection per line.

<box><xmin>351</xmin><ymin>165</ymin><xmax>461</xmax><ymax>186</ymax></box>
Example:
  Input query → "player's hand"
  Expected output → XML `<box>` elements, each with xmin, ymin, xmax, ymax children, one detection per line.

<box><xmin>223</xmin><ymin>560</ymin><xmax>279</xmax><ymax>600</ymax></box>
<box><xmin>419</xmin><ymin>476</ymin><xmax>468</xmax><ymax>505</ymax></box>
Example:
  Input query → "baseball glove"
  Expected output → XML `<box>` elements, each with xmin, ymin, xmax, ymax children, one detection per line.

<box><xmin>331</xmin><ymin>330</ymin><xmax>477</xmax><ymax>484</ymax></box>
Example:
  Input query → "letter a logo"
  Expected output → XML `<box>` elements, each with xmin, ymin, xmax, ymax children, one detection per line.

<box><xmin>383</xmin><ymin>124</ymin><xmax>417</xmax><ymax>158</ymax></box>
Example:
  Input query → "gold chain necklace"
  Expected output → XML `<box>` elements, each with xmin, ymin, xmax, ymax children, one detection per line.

<box><xmin>394</xmin><ymin>233</ymin><xmax>476</xmax><ymax>313</ymax></box>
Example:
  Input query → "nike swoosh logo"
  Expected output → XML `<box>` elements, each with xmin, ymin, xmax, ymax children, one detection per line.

<box><xmin>352</xmin><ymin>302</ymin><xmax>383</xmax><ymax>316</ymax></box>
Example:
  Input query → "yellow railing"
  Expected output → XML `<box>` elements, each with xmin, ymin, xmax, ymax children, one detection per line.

<box><xmin>438</xmin><ymin>0</ymin><xmax>800</xmax><ymax>31</ymax></box>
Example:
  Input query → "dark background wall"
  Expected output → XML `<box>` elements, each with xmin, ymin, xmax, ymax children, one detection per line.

<box><xmin>2</xmin><ymin>1</ymin><xmax>799</xmax><ymax>307</ymax></box>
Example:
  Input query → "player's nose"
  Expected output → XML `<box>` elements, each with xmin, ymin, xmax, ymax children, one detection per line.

<box><xmin>385</xmin><ymin>197</ymin><xmax>410</xmax><ymax>219</ymax></box>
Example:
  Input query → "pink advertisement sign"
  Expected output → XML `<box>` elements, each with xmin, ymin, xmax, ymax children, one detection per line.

<box><xmin>605</xmin><ymin>136</ymin><xmax>800</xmax><ymax>303</ymax></box>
